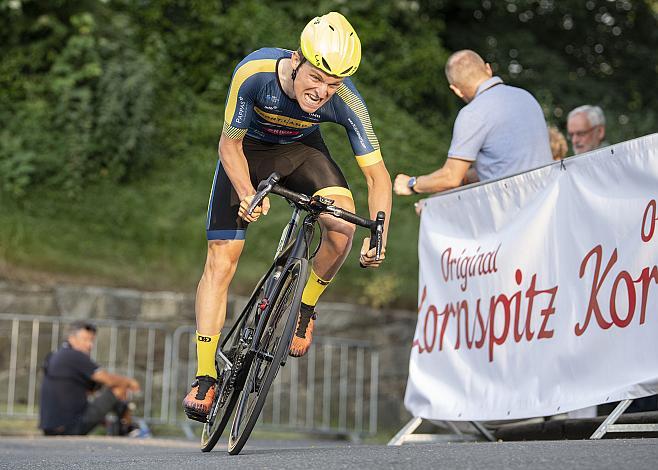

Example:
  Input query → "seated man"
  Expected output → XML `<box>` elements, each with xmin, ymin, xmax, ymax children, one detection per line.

<box><xmin>39</xmin><ymin>321</ymin><xmax>141</xmax><ymax>436</ymax></box>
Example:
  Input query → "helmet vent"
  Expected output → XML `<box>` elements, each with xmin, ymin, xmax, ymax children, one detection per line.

<box><xmin>322</xmin><ymin>57</ymin><xmax>332</xmax><ymax>72</ymax></box>
<box><xmin>340</xmin><ymin>66</ymin><xmax>354</xmax><ymax>75</ymax></box>
<box><xmin>350</xmin><ymin>32</ymin><xmax>354</xmax><ymax>36</ymax></box>
<box><xmin>328</xmin><ymin>24</ymin><xmax>335</xmax><ymax>31</ymax></box>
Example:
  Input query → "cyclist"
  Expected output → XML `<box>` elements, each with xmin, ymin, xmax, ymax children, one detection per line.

<box><xmin>182</xmin><ymin>11</ymin><xmax>391</xmax><ymax>422</ymax></box>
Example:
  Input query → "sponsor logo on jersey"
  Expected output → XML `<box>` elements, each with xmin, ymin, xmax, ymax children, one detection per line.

<box><xmin>347</xmin><ymin>118</ymin><xmax>367</xmax><ymax>150</ymax></box>
<box><xmin>265</xmin><ymin>94</ymin><xmax>280</xmax><ymax>103</ymax></box>
<box><xmin>255</xmin><ymin>107</ymin><xmax>315</xmax><ymax>129</ymax></box>
<box><xmin>235</xmin><ymin>96</ymin><xmax>246</xmax><ymax>124</ymax></box>
<box><xmin>264</xmin><ymin>127</ymin><xmax>301</xmax><ymax>136</ymax></box>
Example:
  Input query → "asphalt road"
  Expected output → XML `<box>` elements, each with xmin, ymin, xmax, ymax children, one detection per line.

<box><xmin>1</xmin><ymin>436</ymin><xmax>657</xmax><ymax>470</ymax></box>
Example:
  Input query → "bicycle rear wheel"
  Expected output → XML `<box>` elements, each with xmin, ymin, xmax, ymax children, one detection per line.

<box><xmin>200</xmin><ymin>264</ymin><xmax>284</xmax><ymax>452</ymax></box>
<box><xmin>227</xmin><ymin>258</ymin><xmax>308</xmax><ymax>455</ymax></box>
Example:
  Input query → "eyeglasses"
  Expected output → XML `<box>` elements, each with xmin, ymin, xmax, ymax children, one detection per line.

<box><xmin>567</xmin><ymin>126</ymin><xmax>598</xmax><ymax>140</ymax></box>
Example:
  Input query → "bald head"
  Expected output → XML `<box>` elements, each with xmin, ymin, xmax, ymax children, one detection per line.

<box><xmin>445</xmin><ymin>50</ymin><xmax>490</xmax><ymax>88</ymax></box>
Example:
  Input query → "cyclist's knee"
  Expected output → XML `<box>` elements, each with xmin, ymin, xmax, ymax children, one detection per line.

<box><xmin>323</xmin><ymin>221</ymin><xmax>355</xmax><ymax>253</ymax></box>
<box><xmin>318</xmin><ymin>195</ymin><xmax>356</xmax><ymax>247</ymax></box>
<box><xmin>322</xmin><ymin>216</ymin><xmax>356</xmax><ymax>239</ymax></box>
<box><xmin>204</xmin><ymin>241</ymin><xmax>242</xmax><ymax>280</ymax></box>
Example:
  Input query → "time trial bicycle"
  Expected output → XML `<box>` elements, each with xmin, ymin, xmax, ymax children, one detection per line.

<box><xmin>198</xmin><ymin>172</ymin><xmax>385</xmax><ymax>455</ymax></box>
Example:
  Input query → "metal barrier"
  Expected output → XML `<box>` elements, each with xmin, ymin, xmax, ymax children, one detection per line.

<box><xmin>0</xmin><ymin>313</ymin><xmax>173</xmax><ymax>424</ymax></box>
<box><xmin>0</xmin><ymin>313</ymin><xmax>378</xmax><ymax>437</ymax></box>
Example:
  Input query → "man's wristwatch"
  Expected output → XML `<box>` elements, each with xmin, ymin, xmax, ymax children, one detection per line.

<box><xmin>407</xmin><ymin>176</ymin><xmax>419</xmax><ymax>194</ymax></box>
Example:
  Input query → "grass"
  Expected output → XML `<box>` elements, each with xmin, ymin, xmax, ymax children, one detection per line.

<box><xmin>0</xmin><ymin>85</ymin><xmax>450</xmax><ymax>308</ymax></box>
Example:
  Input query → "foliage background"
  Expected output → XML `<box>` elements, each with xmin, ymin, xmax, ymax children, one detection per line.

<box><xmin>1</xmin><ymin>0</ymin><xmax>656</xmax><ymax>307</ymax></box>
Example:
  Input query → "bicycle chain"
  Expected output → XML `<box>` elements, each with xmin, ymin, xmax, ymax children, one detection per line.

<box><xmin>220</xmin><ymin>347</ymin><xmax>244</xmax><ymax>407</ymax></box>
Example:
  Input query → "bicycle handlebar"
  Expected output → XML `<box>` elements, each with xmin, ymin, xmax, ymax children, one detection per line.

<box><xmin>247</xmin><ymin>172</ymin><xmax>385</xmax><ymax>265</ymax></box>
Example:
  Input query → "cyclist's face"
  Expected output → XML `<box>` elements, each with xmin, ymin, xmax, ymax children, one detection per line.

<box><xmin>567</xmin><ymin>112</ymin><xmax>604</xmax><ymax>155</ymax></box>
<box><xmin>294</xmin><ymin>62</ymin><xmax>343</xmax><ymax>113</ymax></box>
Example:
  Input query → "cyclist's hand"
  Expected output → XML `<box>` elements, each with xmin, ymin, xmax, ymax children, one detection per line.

<box><xmin>360</xmin><ymin>237</ymin><xmax>386</xmax><ymax>268</ymax></box>
<box><xmin>238</xmin><ymin>194</ymin><xmax>270</xmax><ymax>222</ymax></box>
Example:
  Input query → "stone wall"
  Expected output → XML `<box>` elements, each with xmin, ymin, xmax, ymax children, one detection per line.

<box><xmin>0</xmin><ymin>280</ymin><xmax>416</xmax><ymax>431</ymax></box>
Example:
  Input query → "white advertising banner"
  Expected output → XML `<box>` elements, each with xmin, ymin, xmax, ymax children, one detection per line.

<box><xmin>404</xmin><ymin>134</ymin><xmax>658</xmax><ymax>421</ymax></box>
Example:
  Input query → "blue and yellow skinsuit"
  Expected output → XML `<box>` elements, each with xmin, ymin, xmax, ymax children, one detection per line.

<box><xmin>207</xmin><ymin>48</ymin><xmax>382</xmax><ymax>240</ymax></box>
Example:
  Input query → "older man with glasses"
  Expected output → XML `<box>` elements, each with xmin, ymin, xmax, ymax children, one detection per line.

<box><xmin>566</xmin><ymin>105</ymin><xmax>608</xmax><ymax>155</ymax></box>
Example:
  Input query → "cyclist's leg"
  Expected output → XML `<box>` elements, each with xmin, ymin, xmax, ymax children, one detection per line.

<box><xmin>195</xmin><ymin>239</ymin><xmax>245</xmax><ymax>359</ymax></box>
<box><xmin>286</xmin><ymin>192</ymin><xmax>355</xmax><ymax>356</ymax></box>
<box><xmin>313</xmin><ymin>192</ymin><xmax>357</xmax><ymax>279</ymax></box>
<box><xmin>282</xmin><ymin>131</ymin><xmax>355</xmax><ymax>356</ymax></box>
<box><xmin>185</xmin><ymin>137</ymin><xmax>297</xmax><ymax>417</ymax></box>
<box><xmin>183</xmin><ymin>159</ymin><xmax>247</xmax><ymax>420</ymax></box>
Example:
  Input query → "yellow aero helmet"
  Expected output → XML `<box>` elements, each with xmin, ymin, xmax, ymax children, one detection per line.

<box><xmin>300</xmin><ymin>12</ymin><xmax>361</xmax><ymax>77</ymax></box>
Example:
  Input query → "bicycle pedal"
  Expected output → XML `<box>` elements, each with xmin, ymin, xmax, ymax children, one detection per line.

<box><xmin>184</xmin><ymin>409</ymin><xmax>209</xmax><ymax>423</ymax></box>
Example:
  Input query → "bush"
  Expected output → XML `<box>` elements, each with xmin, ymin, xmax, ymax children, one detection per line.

<box><xmin>1</xmin><ymin>7</ymin><xmax>159</xmax><ymax>196</ymax></box>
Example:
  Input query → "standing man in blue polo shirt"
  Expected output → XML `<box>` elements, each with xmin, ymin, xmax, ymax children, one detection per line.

<box><xmin>394</xmin><ymin>49</ymin><xmax>551</xmax><ymax>198</ymax></box>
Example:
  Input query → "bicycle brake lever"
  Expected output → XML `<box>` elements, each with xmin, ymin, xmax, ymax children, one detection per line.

<box><xmin>360</xmin><ymin>211</ymin><xmax>385</xmax><ymax>268</ymax></box>
<box><xmin>247</xmin><ymin>173</ymin><xmax>280</xmax><ymax>216</ymax></box>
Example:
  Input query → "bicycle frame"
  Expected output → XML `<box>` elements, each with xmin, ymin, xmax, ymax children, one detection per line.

<box><xmin>221</xmin><ymin>171</ymin><xmax>384</xmax><ymax>384</ymax></box>
<box><xmin>246</xmin><ymin>210</ymin><xmax>320</xmax><ymax>368</ymax></box>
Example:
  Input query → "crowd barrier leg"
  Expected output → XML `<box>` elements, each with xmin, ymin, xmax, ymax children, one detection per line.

<box><xmin>387</xmin><ymin>417</ymin><xmax>494</xmax><ymax>445</ymax></box>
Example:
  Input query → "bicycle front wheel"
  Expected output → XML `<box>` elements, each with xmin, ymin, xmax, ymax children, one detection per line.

<box><xmin>227</xmin><ymin>258</ymin><xmax>308</xmax><ymax>455</ymax></box>
<box><xmin>200</xmin><ymin>264</ymin><xmax>284</xmax><ymax>452</ymax></box>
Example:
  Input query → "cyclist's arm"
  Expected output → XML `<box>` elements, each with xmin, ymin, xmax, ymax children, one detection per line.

<box><xmin>330</xmin><ymin>82</ymin><xmax>391</xmax><ymax>263</ymax></box>
<box><xmin>360</xmin><ymin>160</ymin><xmax>392</xmax><ymax>247</ymax></box>
<box><xmin>221</xmin><ymin>56</ymin><xmax>259</xmax><ymax>200</ymax></box>
<box><xmin>219</xmin><ymin>56</ymin><xmax>277</xmax><ymax>220</ymax></box>
<box><xmin>218</xmin><ymin>135</ymin><xmax>269</xmax><ymax>222</ymax></box>
<box><xmin>218</xmin><ymin>135</ymin><xmax>255</xmax><ymax>201</ymax></box>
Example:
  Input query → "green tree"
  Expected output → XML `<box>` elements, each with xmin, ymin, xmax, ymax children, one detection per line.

<box><xmin>435</xmin><ymin>0</ymin><xmax>658</xmax><ymax>141</ymax></box>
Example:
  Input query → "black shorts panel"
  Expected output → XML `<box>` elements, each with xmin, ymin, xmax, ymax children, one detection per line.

<box><xmin>206</xmin><ymin>131</ymin><xmax>350</xmax><ymax>240</ymax></box>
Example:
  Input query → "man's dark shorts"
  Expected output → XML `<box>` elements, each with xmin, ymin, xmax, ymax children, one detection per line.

<box><xmin>206</xmin><ymin>130</ymin><xmax>353</xmax><ymax>240</ymax></box>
